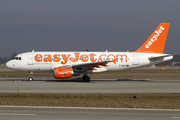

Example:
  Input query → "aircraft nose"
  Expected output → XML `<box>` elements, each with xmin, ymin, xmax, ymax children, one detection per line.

<box><xmin>6</xmin><ymin>61</ymin><xmax>10</xmax><ymax>68</ymax></box>
<box><xmin>6</xmin><ymin>61</ymin><xmax>13</xmax><ymax>69</ymax></box>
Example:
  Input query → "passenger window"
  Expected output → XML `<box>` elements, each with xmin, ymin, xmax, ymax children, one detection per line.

<box><xmin>19</xmin><ymin>57</ymin><xmax>21</xmax><ymax>60</ymax></box>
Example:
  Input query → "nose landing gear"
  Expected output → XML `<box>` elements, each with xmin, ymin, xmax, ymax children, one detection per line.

<box><xmin>28</xmin><ymin>72</ymin><xmax>33</xmax><ymax>81</ymax></box>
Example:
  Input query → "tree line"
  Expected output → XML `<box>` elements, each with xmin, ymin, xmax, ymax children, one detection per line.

<box><xmin>0</xmin><ymin>53</ymin><xmax>17</xmax><ymax>65</ymax></box>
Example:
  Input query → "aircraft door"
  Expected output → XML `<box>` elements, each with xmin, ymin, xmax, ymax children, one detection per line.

<box><xmin>28</xmin><ymin>54</ymin><xmax>33</xmax><ymax>65</ymax></box>
<box><xmin>132</xmin><ymin>54</ymin><xmax>139</xmax><ymax>65</ymax></box>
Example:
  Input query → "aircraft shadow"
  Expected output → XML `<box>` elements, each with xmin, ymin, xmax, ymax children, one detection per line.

<box><xmin>42</xmin><ymin>78</ymin><xmax>84</xmax><ymax>82</ymax></box>
<box><xmin>41</xmin><ymin>78</ymin><xmax>148</xmax><ymax>82</ymax></box>
<box><xmin>1</xmin><ymin>78</ymin><xmax>148</xmax><ymax>82</ymax></box>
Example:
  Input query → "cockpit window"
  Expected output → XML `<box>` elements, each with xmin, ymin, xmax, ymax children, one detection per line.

<box><xmin>13</xmin><ymin>57</ymin><xmax>21</xmax><ymax>60</ymax></box>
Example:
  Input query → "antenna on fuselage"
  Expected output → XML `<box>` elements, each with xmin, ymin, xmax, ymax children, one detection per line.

<box><xmin>84</xmin><ymin>49</ymin><xmax>89</xmax><ymax>52</ymax></box>
<box><xmin>105</xmin><ymin>49</ymin><xmax>108</xmax><ymax>52</ymax></box>
<box><xmin>32</xmin><ymin>49</ymin><xmax>34</xmax><ymax>52</ymax></box>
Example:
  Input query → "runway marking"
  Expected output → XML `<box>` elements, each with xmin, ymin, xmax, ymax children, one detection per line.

<box><xmin>172</xmin><ymin>117</ymin><xmax>180</xmax><ymax>119</ymax></box>
<box><xmin>0</xmin><ymin>106</ymin><xmax>180</xmax><ymax>112</ymax></box>
<box><xmin>0</xmin><ymin>113</ymin><xmax>36</xmax><ymax>116</ymax></box>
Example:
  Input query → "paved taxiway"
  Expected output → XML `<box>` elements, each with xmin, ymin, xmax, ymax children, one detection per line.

<box><xmin>0</xmin><ymin>106</ymin><xmax>180</xmax><ymax>120</ymax></box>
<box><xmin>0</xmin><ymin>77</ymin><xmax>180</xmax><ymax>93</ymax></box>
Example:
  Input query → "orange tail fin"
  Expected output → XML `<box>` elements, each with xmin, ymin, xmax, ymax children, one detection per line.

<box><xmin>134</xmin><ymin>23</ymin><xmax>170</xmax><ymax>53</ymax></box>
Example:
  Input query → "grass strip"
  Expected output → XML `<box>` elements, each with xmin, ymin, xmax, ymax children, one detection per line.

<box><xmin>0</xmin><ymin>93</ymin><xmax>180</xmax><ymax>109</ymax></box>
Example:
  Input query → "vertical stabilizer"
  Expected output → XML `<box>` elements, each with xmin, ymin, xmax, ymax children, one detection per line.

<box><xmin>134</xmin><ymin>23</ymin><xmax>170</xmax><ymax>53</ymax></box>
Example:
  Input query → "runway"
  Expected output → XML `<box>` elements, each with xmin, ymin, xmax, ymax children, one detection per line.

<box><xmin>1</xmin><ymin>70</ymin><xmax>180</xmax><ymax>120</ymax></box>
<box><xmin>0</xmin><ymin>77</ymin><xmax>180</xmax><ymax>93</ymax></box>
<box><xmin>0</xmin><ymin>106</ymin><xmax>180</xmax><ymax>120</ymax></box>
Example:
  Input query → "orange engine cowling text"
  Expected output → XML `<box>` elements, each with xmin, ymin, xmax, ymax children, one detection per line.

<box><xmin>54</xmin><ymin>68</ymin><xmax>73</xmax><ymax>79</ymax></box>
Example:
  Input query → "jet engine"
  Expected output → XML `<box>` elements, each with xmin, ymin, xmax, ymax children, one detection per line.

<box><xmin>54</xmin><ymin>68</ymin><xmax>74</xmax><ymax>79</ymax></box>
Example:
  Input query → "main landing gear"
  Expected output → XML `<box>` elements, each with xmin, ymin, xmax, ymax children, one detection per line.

<box><xmin>28</xmin><ymin>72</ymin><xmax>33</xmax><ymax>81</ymax></box>
<box><xmin>82</xmin><ymin>75</ymin><xmax>90</xmax><ymax>82</ymax></box>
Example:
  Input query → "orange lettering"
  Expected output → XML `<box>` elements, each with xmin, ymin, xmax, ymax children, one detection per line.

<box><xmin>34</xmin><ymin>53</ymin><xmax>127</xmax><ymax>64</ymax></box>
<box><xmin>34</xmin><ymin>54</ymin><xmax>43</xmax><ymax>62</ymax></box>
<box><xmin>61</xmin><ymin>54</ymin><xmax>71</xmax><ymax>65</ymax></box>
<box><xmin>116</xmin><ymin>54</ymin><xmax>127</xmax><ymax>62</ymax></box>
<box><xmin>80</xmin><ymin>54</ymin><xmax>88</xmax><ymax>62</ymax></box>
<box><xmin>44</xmin><ymin>54</ymin><xmax>52</xmax><ymax>62</ymax></box>
<box><xmin>53</xmin><ymin>54</ymin><xmax>60</xmax><ymax>62</ymax></box>
<box><xmin>99</xmin><ymin>54</ymin><xmax>106</xmax><ymax>61</ymax></box>
<box><xmin>89</xmin><ymin>53</ymin><xmax>96</xmax><ymax>62</ymax></box>
<box><xmin>70</xmin><ymin>52</ymin><xmax>80</xmax><ymax>62</ymax></box>
<box><xmin>107</xmin><ymin>54</ymin><xmax>116</xmax><ymax>63</ymax></box>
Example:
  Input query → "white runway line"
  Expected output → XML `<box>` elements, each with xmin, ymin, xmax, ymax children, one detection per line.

<box><xmin>172</xmin><ymin>117</ymin><xmax>180</xmax><ymax>119</ymax></box>
<box><xmin>0</xmin><ymin>105</ymin><xmax>180</xmax><ymax>111</ymax></box>
<box><xmin>0</xmin><ymin>113</ymin><xmax>36</xmax><ymax>116</ymax></box>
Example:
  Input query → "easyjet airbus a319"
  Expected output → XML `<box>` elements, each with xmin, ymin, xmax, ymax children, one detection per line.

<box><xmin>6</xmin><ymin>23</ymin><xmax>173</xmax><ymax>82</ymax></box>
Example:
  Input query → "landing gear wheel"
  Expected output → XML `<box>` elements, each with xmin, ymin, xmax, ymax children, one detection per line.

<box><xmin>29</xmin><ymin>77</ymin><xmax>33</xmax><ymax>81</ymax></box>
<box><xmin>82</xmin><ymin>75</ymin><xmax>90</xmax><ymax>82</ymax></box>
<box><xmin>29</xmin><ymin>72</ymin><xmax>33</xmax><ymax>81</ymax></box>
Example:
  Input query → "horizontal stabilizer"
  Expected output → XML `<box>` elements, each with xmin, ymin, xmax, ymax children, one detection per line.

<box><xmin>149</xmin><ymin>54</ymin><xmax>173</xmax><ymax>62</ymax></box>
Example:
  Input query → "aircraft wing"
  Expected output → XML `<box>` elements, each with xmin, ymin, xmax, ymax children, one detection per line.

<box><xmin>51</xmin><ymin>59</ymin><xmax>117</xmax><ymax>72</ymax></box>
<box><xmin>72</xmin><ymin>60</ymin><xmax>110</xmax><ymax>67</ymax></box>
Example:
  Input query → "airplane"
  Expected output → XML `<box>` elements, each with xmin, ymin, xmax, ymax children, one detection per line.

<box><xmin>6</xmin><ymin>23</ymin><xmax>173</xmax><ymax>82</ymax></box>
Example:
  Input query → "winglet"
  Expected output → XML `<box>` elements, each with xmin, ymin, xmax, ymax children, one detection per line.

<box><xmin>134</xmin><ymin>23</ymin><xmax>170</xmax><ymax>53</ymax></box>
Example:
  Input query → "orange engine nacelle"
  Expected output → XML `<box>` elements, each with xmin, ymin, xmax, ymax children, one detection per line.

<box><xmin>54</xmin><ymin>68</ymin><xmax>74</xmax><ymax>79</ymax></box>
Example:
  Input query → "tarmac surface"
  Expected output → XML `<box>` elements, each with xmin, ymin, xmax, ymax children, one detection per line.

<box><xmin>0</xmin><ymin>106</ymin><xmax>180</xmax><ymax>120</ymax></box>
<box><xmin>0</xmin><ymin>77</ymin><xmax>180</xmax><ymax>93</ymax></box>
<box><xmin>1</xmin><ymin>67</ymin><xmax>180</xmax><ymax>120</ymax></box>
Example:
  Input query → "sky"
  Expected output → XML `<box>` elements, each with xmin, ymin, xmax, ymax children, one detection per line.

<box><xmin>0</xmin><ymin>0</ymin><xmax>180</xmax><ymax>57</ymax></box>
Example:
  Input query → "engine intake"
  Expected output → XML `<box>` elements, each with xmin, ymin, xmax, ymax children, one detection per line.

<box><xmin>54</xmin><ymin>68</ymin><xmax>74</xmax><ymax>79</ymax></box>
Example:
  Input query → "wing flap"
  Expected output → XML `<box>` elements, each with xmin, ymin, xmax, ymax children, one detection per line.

<box><xmin>72</xmin><ymin>61</ymin><xmax>110</xmax><ymax>67</ymax></box>
<box><xmin>51</xmin><ymin>60</ymin><xmax>113</xmax><ymax>70</ymax></box>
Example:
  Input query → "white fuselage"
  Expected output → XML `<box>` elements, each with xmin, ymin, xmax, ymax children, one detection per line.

<box><xmin>6</xmin><ymin>51</ymin><xmax>173</xmax><ymax>73</ymax></box>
